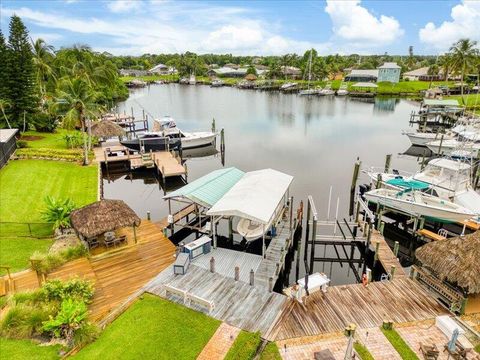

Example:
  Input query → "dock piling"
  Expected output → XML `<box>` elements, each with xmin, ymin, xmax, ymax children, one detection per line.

<box><xmin>210</xmin><ymin>257</ymin><xmax>215</xmax><ymax>273</ymax></box>
<box><xmin>234</xmin><ymin>266</ymin><xmax>239</xmax><ymax>281</ymax></box>
<box><xmin>349</xmin><ymin>160</ymin><xmax>361</xmax><ymax>216</ymax></box>
<box><xmin>393</xmin><ymin>241</ymin><xmax>399</xmax><ymax>256</ymax></box>
<box><xmin>147</xmin><ymin>211</ymin><xmax>151</xmax><ymax>221</ymax></box>
<box><xmin>384</xmin><ymin>154</ymin><xmax>392</xmax><ymax>173</ymax></box>
<box><xmin>249</xmin><ymin>269</ymin><xmax>254</xmax><ymax>286</ymax></box>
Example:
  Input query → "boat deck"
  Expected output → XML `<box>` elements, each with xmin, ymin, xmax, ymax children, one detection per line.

<box><xmin>145</xmin><ymin>264</ymin><xmax>287</xmax><ymax>337</ymax></box>
<box><xmin>269</xmin><ymin>278</ymin><xmax>446</xmax><ymax>340</ymax></box>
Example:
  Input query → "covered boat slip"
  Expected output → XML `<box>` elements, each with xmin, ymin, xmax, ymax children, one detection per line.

<box><xmin>207</xmin><ymin>168</ymin><xmax>294</xmax><ymax>256</ymax></box>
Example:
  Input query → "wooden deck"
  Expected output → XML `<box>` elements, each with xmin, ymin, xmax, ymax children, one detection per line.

<box><xmin>145</xmin><ymin>264</ymin><xmax>287</xmax><ymax>337</ymax></box>
<box><xmin>369</xmin><ymin>228</ymin><xmax>406</xmax><ymax>278</ymax></box>
<box><xmin>2</xmin><ymin>221</ymin><xmax>176</xmax><ymax>322</ymax></box>
<box><xmin>152</xmin><ymin>151</ymin><xmax>186</xmax><ymax>179</ymax></box>
<box><xmin>155</xmin><ymin>204</ymin><xmax>196</xmax><ymax>229</ymax></box>
<box><xmin>269</xmin><ymin>278</ymin><xmax>446</xmax><ymax>340</ymax></box>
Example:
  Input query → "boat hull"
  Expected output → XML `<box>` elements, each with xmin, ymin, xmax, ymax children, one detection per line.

<box><xmin>120</xmin><ymin>137</ymin><xmax>180</xmax><ymax>152</ymax></box>
<box><xmin>180</xmin><ymin>132</ymin><xmax>217</xmax><ymax>149</ymax></box>
<box><xmin>237</xmin><ymin>218</ymin><xmax>267</xmax><ymax>242</ymax></box>
<box><xmin>405</xmin><ymin>132</ymin><xmax>449</xmax><ymax>146</ymax></box>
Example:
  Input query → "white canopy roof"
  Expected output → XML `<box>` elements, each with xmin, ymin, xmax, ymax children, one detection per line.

<box><xmin>206</xmin><ymin>168</ymin><xmax>293</xmax><ymax>224</ymax></box>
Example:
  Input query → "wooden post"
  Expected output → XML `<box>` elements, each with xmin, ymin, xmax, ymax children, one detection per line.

<box><xmin>276</xmin><ymin>263</ymin><xmax>280</xmax><ymax>275</ymax></box>
<box><xmin>309</xmin><ymin>215</ymin><xmax>317</xmax><ymax>274</ymax></box>
<box><xmin>268</xmin><ymin>277</ymin><xmax>274</xmax><ymax>292</ymax></box>
<box><xmin>304</xmin><ymin>199</ymin><xmax>311</xmax><ymax>261</ymax></box>
<box><xmin>228</xmin><ymin>217</ymin><xmax>233</xmax><ymax>242</ymax></box>
<box><xmin>349</xmin><ymin>159</ymin><xmax>361</xmax><ymax>216</ymax></box>
<box><xmin>234</xmin><ymin>266</ymin><xmax>239</xmax><ymax>281</ymax></box>
<box><xmin>438</xmin><ymin>134</ymin><xmax>444</xmax><ymax>155</ymax></box>
<box><xmin>390</xmin><ymin>265</ymin><xmax>396</xmax><ymax>280</ymax></box>
<box><xmin>249</xmin><ymin>269</ymin><xmax>254</xmax><ymax>286</ymax></box>
<box><xmin>210</xmin><ymin>257</ymin><xmax>215</xmax><ymax>273</ymax></box>
<box><xmin>379</xmin><ymin>220</ymin><xmax>385</xmax><ymax>235</ymax></box>
<box><xmin>133</xmin><ymin>224</ymin><xmax>137</xmax><ymax>244</ymax></box>
<box><xmin>262</xmin><ymin>227</ymin><xmax>266</xmax><ymax>258</ymax></box>
<box><xmin>374</xmin><ymin>241</ymin><xmax>380</xmax><ymax>263</ymax></box>
<box><xmin>220</xmin><ymin>128</ymin><xmax>225</xmax><ymax>150</ymax></box>
<box><xmin>376</xmin><ymin>173</ymin><xmax>382</xmax><ymax>189</ymax></box>
<box><xmin>211</xmin><ymin>118</ymin><xmax>216</xmax><ymax>133</ymax></box>
<box><xmin>147</xmin><ymin>211</ymin><xmax>151</xmax><ymax>221</ymax></box>
<box><xmin>384</xmin><ymin>154</ymin><xmax>392</xmax><ymax>173</ymax></box>
<box><xmin>393</xmin><ymin>241</ymin><xmax>399</xmax><ymax>256</ymax></box>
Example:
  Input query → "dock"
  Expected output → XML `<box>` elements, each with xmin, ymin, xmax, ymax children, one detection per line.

<box><xmin>93</xmin><ymin>143</ymin><xmax>186</xmax><ymax>180</ymax></box>
<box><xmin>368</xmin><ymin>227</ymin><xmax>406</xmax><ymax>278</ymax></box>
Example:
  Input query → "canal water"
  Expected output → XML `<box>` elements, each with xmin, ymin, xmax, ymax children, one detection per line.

<box><xmin>105</xmin><ymin>84</ymin><xmax>423</xmax><ymax>286</ymax></box>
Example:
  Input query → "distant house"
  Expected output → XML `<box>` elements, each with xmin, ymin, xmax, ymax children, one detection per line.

<box><xmin>149</xmin><ymin>64</ymin><xmax>176</xmax><ymax>75</ymax></box>
<box><xmin>281</xmin><ymin>66</ymin><xmax>302</xmax><ymax>79</ymax></box>
<box><xmin>344</xmin><ymin>69</ymin><xmax>378</xmax><ymax>83</ymax></box>
<box><xmin>208</xmin><ymin>66</ymin><xmax>267</xmax><ymax>78</ymax></box>
<box><xmin>403</xmin><ymin>67</ymin><xmax>443</xmax><ymax>81</ymax></box>
<box><xmin>119</xmin><ymin>69</ymin><xmax>148</xmax><ymax>77</ymax></box>
<box><xmin>377</xmin><ymin>62</ymin><xmax>401</xmax><ymax>83</ymax></box>
<box><xmin>0</xmin><ymin>128</ymin><xmax>18</xmax><ymax>169</ymax></box>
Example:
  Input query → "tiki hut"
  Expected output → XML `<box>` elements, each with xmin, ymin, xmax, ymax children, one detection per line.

<box><xmin>90</xmin><ymin>120</ymin><xmax>125</xmax><ymax>138</ymax></box>
<box><xmin>245</xmin><ymin>73</ymin><xmax>257</xmax><ymax>81</ymax></box>
<box><xmin>415</xmin><ymin>231</ymin><xmax>480</xmax><ymax>314</ymax></box>
<box><xmin>71</xmin><ymin>200</ymin><xmax>141</xmax><ymax>248</ymax></box>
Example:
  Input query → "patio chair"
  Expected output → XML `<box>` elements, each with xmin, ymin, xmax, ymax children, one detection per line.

<box><xmin>419</xmin><ymin>342</ymin><xmax>439</xmax><ymax>360</ymax></box>
<box><xmin>113</xmin><ymin>235</ymin><xmax>127</xmax><ymax>247</ymax></box>
<box><xmin>88</xmin><ymin>238</ymin><xmax>100</xmax><ymax>249</ymax></box>
<box><xmin>104</xmin><ymin>237</ymin><xmax>117</xmax><ymax>248</ymax></box>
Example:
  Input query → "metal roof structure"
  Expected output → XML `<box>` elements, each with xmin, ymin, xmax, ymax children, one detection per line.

<box><xmin>423</xmin><ymin>99</ymin><xmax>459</xmax><ymax>107</ymax></box>
<box><xmin>0</xmin><ymin>129</ymin><xmax>18</xmax><ymax>143</ymax></box>
<box><xmin>163</xmin><ymin>167</ymin><xmax>245</xmax><ymax>208</ymax></box>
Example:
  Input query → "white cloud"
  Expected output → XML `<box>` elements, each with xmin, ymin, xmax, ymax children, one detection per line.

<box><xmin>107</xmin><ymin>0</ymin><xmax>142</xmax><ymax>13</ymax></box>
<box><xmin>31</xmin><ymin>32</ymin><xmax>64</xmax><ymax>43</ymax></box>
<box><xmin>419</xmin><ymin>0</ymin><xmax>480</xmax><ymax>51</ymax></box>
<box><xmin>325</xmin><ymin>0</ymin><xmax>404</xmax><ymax>47</ymax></box>
<box><xmin>203</xmin><ymin>23</ymin><xmax>264</xmax><ymax>52</ymax></box>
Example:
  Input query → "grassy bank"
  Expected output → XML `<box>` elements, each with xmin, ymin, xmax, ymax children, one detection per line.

<box><xmin>0</xmin><ymin>338</ymin><xmax>61</xmax><ymax>360</ymax></box>
<box><xmin>74</xmin><ymin>295</ymin><xmax>220</xmax><ymax>359</ymax></box>
<box><xmin>0</xmin><ymin>237</ymin><xmax>54</xmax><ymax>273</ymax></box>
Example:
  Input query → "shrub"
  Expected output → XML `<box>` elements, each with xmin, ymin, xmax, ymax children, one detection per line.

<box><xmin>43</xmin><ymin>278</ymin><xmax>94</xmax><ymax>303</ymax></box>
<box><xmin>31</xmin><ymin>244</ymin><xmax>88</xmax><ymax>274</ymax></box>
<box><xmin>0</xmin><ymin>302</ymin><xmax>56</xmax><ymax>339</ymax></box>
<box><xmin>16</xmin><ymin>139</ymin><xmax>28</xmax><ymax>148</ymax></box>
<box><xmin>15</xmin><ymin>147</ymin><xmax>86</xmax><ymax>162</ymax></box>
<box><xmin>41</xmin><ymin>196</ymin><xmax>76</xmax><ymax>232</ymax></box>
<box><xmin>62</xmin><ymin>132</ymin><xmax>84</xmax><ymax>149</ymax></box>
<box><xmin>260</xmin><ymin>341</ymin><xmax>281</xmax><ymax>360</ymax></box>
<box><xmin>381</xmin><ymin>328</ymin><xmax>419</xmax><ymax>360</ymax></box>
<box><xmin>42</xmin><ymin>298</ymin><xmax>88</xmax><ymax>346</ymax></box>
<box><xmin>12</xmin><ymin>289</ymin><xmax>46</xmax><ymax>305</ymax></box>
<box><xmin>32</xmin><ymin>113</ymin><xmax>58</xmax><ymax>132</ymax></box>
<box><xmin>73</xmin><ymin>322</ymin><xmax>100</xmax><ymax>347</ymax></box>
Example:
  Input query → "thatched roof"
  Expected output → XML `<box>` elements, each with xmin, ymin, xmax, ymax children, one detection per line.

<box><xmin>245</xmin><ymin>73</ymin><xmax>257</xmax><ymax>81</ymax></box>
<box><xmin>416</xmin><ymin>231</ymin><xmax>480</xmax><ymax>294</ymax></box>
<box><xmin>70</xmin><ymin>200</ymin><xmax>140</xmax><ymax>238</ymax></box>
<box><xmin>90</xmin><ymin>120</ymin><xmax>125</xmax><ymax>138</ymax></box>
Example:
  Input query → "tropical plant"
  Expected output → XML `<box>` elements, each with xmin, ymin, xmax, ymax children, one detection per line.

<box><xmin>42</xmin><ymin>298</ymin><xmax>88</xmax><ymax>346</ymax></box>
<box><xmin>41</xmin><ymin>196</ymin><xmax>76</xmax><ymax>232</ymax></box>
<box><xmin>0</xmin><ymin>98</ymin><xmax>12</xmax><ymax>129</ymax></box>
<box><xmin>30</xmin><ymin>245</ymin><xmax>88</xmax><ymax>274</ymax></box>
<box><xmin>43</xmin><ymin>278</ymin><xmax>94</xmax><ymax>303</ymax></box>
<box><xmin>438</xmin><ymin>53</ymin><xmax>453</xmax><ymax>81</ymax></box>
<box><xmin>449</xmin><ymin>38</ymin><xmax>479</xmax><ymax>96</ymax></box>
<box><xmin>31</xmin><ymin>38</ymin><xmax>55</xmax><ymax>98</ymax></box>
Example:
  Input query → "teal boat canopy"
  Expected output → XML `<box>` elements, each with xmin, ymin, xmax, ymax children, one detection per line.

<box><xmin>163</xmin><ymin>167</ymin><xmax>245</xmax><ymax>208</ymax></box>
<box><xmin>387</xmin><ymin>178</ymin><xmax>430</xmax><ymax>190</ymax></box>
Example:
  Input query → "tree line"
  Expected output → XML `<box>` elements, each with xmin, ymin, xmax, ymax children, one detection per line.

<box><xmin>0</xmin><ymin>15</ymin><xmax>128</xmax><ymax>130</ymax></box>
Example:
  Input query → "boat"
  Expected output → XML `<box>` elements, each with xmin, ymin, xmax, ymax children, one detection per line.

<box><xmin>299</xmin><ymin>50</ymin><xmax>322</xmax><ymax>96</ymax></box>
<box><xmin>319</xmin><ymin>82</ymin><xmax>335</xmax><ymax>95</ymax></box>
<box><xmin>152</xmin><ymin>117</ymin><xmax>218</xmax><ymax>149</ymax></box>
<box><xmin>237</xmin><ymin>218</ymin><xmax>273</xmax><ymax>242</ymax></box>
<box><xmin>211</xmin><ymin>79</ymin><xmax>224</xmax><ymax>87</ymax></box>
<box><xmin>365</xmin><ymin>158</ymin><xmax>480</xmax><ymax>217</ymax></box>
<box><xmin>120</xmin><ymin>133</ymin><xmax>181</xmax><ymax>152</ymax></box>
<box><xmin>403</xmin><ymin>131</ymin><xmax>454</xmax><ymax>147</ymax></box>
<box><xmin>364</xmin><ymin>188</ymin><xmax>476</xmax><ymax>222</ymax></box>
<box><xmin>189</xmin><ymin>73</ymin><xmax>196</xmax><ymax>85</ymax></box>
<box><xmin>426</xmin><ymin>139</ymin><xmax>480</xmax><ymax>156</ymax></box>
<box><xmin>336</xmin><ymin>82</ymin><xmax>349</xmax><ymax>96</ymax></box>
<box><xmin>280</xmin><ymin>82</ymin><xmax>297</xmax><ymax>91</ymax></box>
<box><xmin>179</xmin><ymin>77</ymin><xmax>190</xmax><ymax>84</ymax></box>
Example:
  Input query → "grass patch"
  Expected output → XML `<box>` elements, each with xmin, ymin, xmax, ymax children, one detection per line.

<box><xmin>16</xmin><ymin>148</ymin><xmax>89</xmax><ymax>162</ymax></box>
<box><xmin>381</xmin><ymin>327</ymin><xmax>419</xmax><ymax>360</ymax></box>
<box><xmin>21</xmin><ymin>129</ymin><xmax>74</xmax><ymax>150</ymax></box>
<box><xmin>260</xmin><ymin>341</ymin><xmax>281</xmax><ymax>360</ymax></box>
<box><xmin>225</xmin><ymin>330</ymin><xmax>262</xmax><ymax>360</ymax></box>
<box><xmin>30</xmin><ymin>245</ymin><xmax>88</xmax><ymax>274</ymax></box>
<box><xmin>120</xmin><ymin>74</ymin><xmax>179</xmax><ymax>83</ymax></box>
<box><xmin>354</xmin><ymin>341</ymin><xmax>375</xmax><ymax>360</ymax></box>
<box><xmin>474</xmin><ymin>343</ymin><xmax>480</xmax><ymax>353</ymax></box>
<box><xmin>74</xmin><ymin>294</ymin><xmax>220</xmax><ymax>359</ymax></box>
<box><xmin>445</xmin><ymin>93</ymin><xmax>480</xmax><ymax>109</ymax></box>
<box><xmin>0</xmin><ymin>338</ymin><xmax>61</xmax><ymax>360</ymax></box>
<box><xmin>0</xmin><ymin>238</ymin><xmax>53</xmax><ymax>273</ymax></box>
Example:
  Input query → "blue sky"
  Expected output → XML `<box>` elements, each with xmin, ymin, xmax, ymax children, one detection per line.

<box><xmin>1</xmin><ymin>0</ymin><xmax>479</xmax><ymax>56</ymax></box>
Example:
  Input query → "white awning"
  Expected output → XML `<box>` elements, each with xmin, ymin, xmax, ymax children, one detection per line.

<box><xmin>206</xmin><ymin>168</ymin><xmax>293</xmax><ymax>224</ymax></box>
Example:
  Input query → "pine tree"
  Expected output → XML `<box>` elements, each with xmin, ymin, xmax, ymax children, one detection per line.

<box><xmin>5</xmin><ymin>15</ymin><xmax>37</xmax><ymax>129</ymax></box>
<box><xmin>0</xmin><ymin>31</ymin><xmax>8</xmax><ymax>100</ymax></box>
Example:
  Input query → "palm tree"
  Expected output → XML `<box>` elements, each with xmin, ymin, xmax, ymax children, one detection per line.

<box><xmin>55</xmin><ymin>78</ymin><xmax>102</xmax><ymax>165</ymax></box>
<box><xmin>438</xmin><ymin>54</ymin><xmax>453</xmax><ymax>81</ymax></box>
<box><xmin>31</xmin><ymin>38</ymin><xmax>55</xmax><ymax>98</ymax></box>
<box><xmin>449</xmin><ymin>39</ymin><xmax>479</xmax><ymax>96</ymax></box>
<box><xmin>0</xmin><ymin>98</ymin><xmax>11</xmax><ymax>128</ymax></box>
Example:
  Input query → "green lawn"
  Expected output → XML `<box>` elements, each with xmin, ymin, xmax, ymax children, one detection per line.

<box><xmin>260</xmin><ymin>341</ymin><xmax>281</xmax><ymax>360</ymax></box>
<box><xmin>120</xmin><ymin>74</ymin><xmax>179</xmax><ymax>83</ymax></box>
<box><xmin>381</xmin><ymin>328</ymin><xmax>419</xmax><ymax>360</ymax></box>
<box><xmin>74</xmin><ymin>294</ymin><xmax>220</xmax><ymax>359</ymax></box>
<box><xmin>0</xmin><ymin>237</ymin><xmax>53</xmax><ymax>273</ymax></box>
<box><xmin>224</xmin><ymin>330</ymin><xmax>262</xmax><ymax>360</ymax></box>
<box><xmin>0</xmin><ymin>338</ymin><xmax>61</xmax><ymax>360</ymax></box>
<box><xmin>20</xmin><ymin>129</ymin><xmax>74</xmax><ymax>150</ymax></box>
<box><xmin>445</xmin><ymin>93</ymin><xmax>480</xmax><ymax>108</ymax></box>
<box><xmin>354</xmin><ymin>341</ymin><xmax>375</xmax><ymax>360</ymax></box>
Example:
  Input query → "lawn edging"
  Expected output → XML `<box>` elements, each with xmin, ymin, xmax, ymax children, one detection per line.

<box><xmin>381</xmin><ymin>327</ymin><xmax>420</xmax><ymax>360</ymax></box>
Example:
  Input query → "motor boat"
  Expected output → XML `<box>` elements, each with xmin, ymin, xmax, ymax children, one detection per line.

<box><xmin>365</xmin><ymin>158</ymin><xmax>480</xmax><ymax>219</ymax></box>
<box><xmin>403</xmin><ymin>131</ymin><xmax>454</xmax><ymax>147</ymax></box>
<box><xmin>237</xmin><ymin>218</ymin><xmax>273</xmax><ymax>242</ymax></box>
<box><xmin>280</xmin><ymin>82</ymin><xmax>297</xmax><ymax>91</ymax></box>
<box><xmin>211</xmin><ymin>79</ymin><xmax>224</xmax><ymax>87</ymax></box>
<box><xmin>364</xmin><ymin>188</ymin><xmax>476</xmax><ymax>222</ymax></box>
<box><xmin>426</xmin><ymin>139</ymin><xmax>480</xmax><ymax>156</ymax></box>
<box><xmin>189</xmin><ymin>74</ymin><xmax>196</xmax><ymax>85</ymax></box>
<box><xmin>336</xmin><ymin>83</ymin><xmax>349</xmax><ymax>96</ymax></box>
<box><xmin>299</xmin><ymin>88</ymin><xmax>322</xmax><ymax>96</ymax></box>
<box><xmin>152</xmin><ymin>116</ymin><xmax>218</xmax><ymax>149</ymax></box>
<box><xmin>319</xmin><ymin>83</ymin><xmax>335</xmax><ymax>95</ymax></box>
<box><xmin>120</xmin><ymin>133</ymin><xmax>180</xmax><ymax>152</ymax></box>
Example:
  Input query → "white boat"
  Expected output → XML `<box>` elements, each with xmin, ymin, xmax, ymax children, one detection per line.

<box><xmin>319</xmin><ymin>82</ymin><xmax>335</xmax><ymax>95</ymax></box>
<box><xmin>211</xmin><ymin>79</ymin><xmax>224</xmax><ymax>87</ymax></box>
<box><xmin>152</xmin><ymin>117</ymin><xmax>218</xmax><ymax>149</ymax></box>
<box><xmin>189</xmin><ymin>73</ymin><xmax>196</xmax><ymax>85</ymax></box>
<box><xmin>299</xmin><ymin>88</ymin><xmax>322</xmax><ymax>96</ymax></box>
<box><xmin>237</xmin><ymin>218</ymin><xmax>273</xmax><ymax>242</ymax></box>
<box><xmin>299</xmin><ymin>50</ymin><xmax>321</xmax><ymax>96</ymax></box>
<box><xmin>403</xmin><ymin>131</ymin><xmax>454</xmax><ymax>147</ymax></box>
<box><xmin>365</xmin><ymin>158</ymin><xmax>480</xmax><ymax>217</ymax></box>
<box><xmin>336</xmin><ymin>83</ymin><xmax>348</xmax><ymax>96</ymax></box>
<box><xmin>364</xmin><ymin>188</ymin><xmax>476</xmax><ymax>222</ymax></box>
<box><xmin>280</xmin><ymin>82</ymin><xmax>297</xmax><ymax>91</ymax></box>
<box><xmin>426</xmin><ymin>139</ymin><xmax>480</xmax><ymax>156</ymax></box>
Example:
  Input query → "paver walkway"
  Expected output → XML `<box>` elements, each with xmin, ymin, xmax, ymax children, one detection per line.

<box><xmin>197</xmin><ymin>323</ymin><xmax>241</xmax><ymax>360</ymax></box>
<box><xmin>396</xmin><ymin>322</ymin><xmax>478</xmax><ymax>360</ymax></box>
<box><xmin>357</xmin><ymin>327</ymin><xmax>401</xmax><ymax>360</ymax></box>
<box><xmin>276</xmin><ymin>333</ymin><xmax>348</xmax><ymax>360</ymax></box>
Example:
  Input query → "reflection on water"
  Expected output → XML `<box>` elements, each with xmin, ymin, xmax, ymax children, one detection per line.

<box><xmin>107</xmin><ymin>84</ymin><xmax>422</xmax><ymax>285</ymax></box>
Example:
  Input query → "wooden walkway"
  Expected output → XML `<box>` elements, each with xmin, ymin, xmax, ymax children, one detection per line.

<box><xmin>152</xmin><ymin>151</ymin><xmax>186</xmax><ymax>179</ymax></box>
<box><xmin>145</xmin><ymin>264</ymin><xmax>287</xmax><ymax>337</ymax></box>
<box><xmin>155</xmin><ymin>204</ymin><xmax>195</xmax><ymax>229</ymax></box>
<box><xmin>269</xmin><ymin>278</ymin><xmax>446</xmax><ymax>340</ymax></box>
<box><xmin>369</xmin><ymin>228</ymin><xmax>406</xmax><ymax>278</ymax></box>
<box><xmin>197</xmin><ymin>323</ymin><xmax>240</xmax><ymax>360</ymax></box>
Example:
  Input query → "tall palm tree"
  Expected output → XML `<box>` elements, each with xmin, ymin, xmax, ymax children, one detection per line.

<box><xmin>438</xmin><ymin>54</ymin><xmax>453</xmax><ymax>81</ymax></box>
<box><xmin>449</xmin><ymin>39</ymin><xmax>479</xmax><ymax>96</ymax></box>
<box><xmin>31</xmin><ymin>38</ymin><xmax>55</xmax><ymax>98</ymax></box>
<box><xmin>0</xmin><ymin>99</ymin><xmax>12</xmax><ymax>129</ymax></box>
<box><xmin>55</xmin><ymin>78</ymin><xmax>102</xmax><ymax>165</ymax></box>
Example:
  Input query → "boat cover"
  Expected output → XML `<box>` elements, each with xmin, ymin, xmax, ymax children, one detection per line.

<box><xmin>387</xmin><ymin>178</ymin><xmax>430</xmax><ymax>190</ymax></box>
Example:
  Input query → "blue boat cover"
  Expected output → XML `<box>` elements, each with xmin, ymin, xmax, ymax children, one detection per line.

<box><xmin>387</xmin><ymin>178</ymin><xmax>430</xmax><ymax>190</ymax></box>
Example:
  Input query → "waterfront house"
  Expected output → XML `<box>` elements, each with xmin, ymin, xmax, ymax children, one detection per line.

<box><xmin>377</xmin><ymin>62</ymin><xmax>401</xmax><ymax>83</ymax></box>
<box><xmin>119</xmin><ymin>69</ymin><xmax>148</xmax><ymax>77</ymax></box>
<box><xmin>344</xmin><ymin>69</ymin><xmax>378</xmax><ymax>82</ymax></box>
<box><xmin>414</xmin><ymin>231</ymin><xmax>480</xmax><ymax>314</ymax></box>
<box><xmin>0</xmin><ymin>128</ymin><xmax>18</xmax><ymax>169</ymax></box>
<box><xmin>281</xmin><ymin>66</ymin><xmax>302</xmax><ymax>79</ymax></box>
<box><xmin>208</xmin><ymin>66</ymin><xmax>267</xmax><ymax>78</ymax></box>
<box><xmin>149</xmin><ymin>63</ymin><xmax>176</xmax><ymax>75</ymax></box>
<box><xmin>403</xmin><ymin>67</ymin><xmax>444</xmax><ymax>81</ymax></box>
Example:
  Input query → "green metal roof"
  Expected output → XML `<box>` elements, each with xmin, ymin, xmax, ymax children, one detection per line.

<box><xmin>163</xmin><ymin>167</ymin><xmax>245</xmax><ymax>207</ymax></box>
<box><xmin>423</xmin><ymin>99</ymin><xmax>459</xmax><ymax>107</ymax></box>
